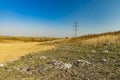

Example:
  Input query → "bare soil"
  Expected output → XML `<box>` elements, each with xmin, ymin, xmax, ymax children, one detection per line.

<box><xmin>0</xmin><ymin>42</ymin><xmax>54</xmax><ymax>63</ymax></box>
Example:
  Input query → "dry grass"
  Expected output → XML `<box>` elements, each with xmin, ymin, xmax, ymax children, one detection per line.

<box><xmin>0</xmin><ymin>42</ymin><xmax>55</xmax><ymax>63</ymax></box>
<box><xmin>0</xmin><ymin>36</ymin><xmax>59</xmax><ymax>42</ymax></box>
<box><xmin>67</xmin><ymin>31</ymin><xmax>120</xmax><ymax>45</ymax></box>
<box><xmin>82</xmin><ymin>35</ymin><xmax>120</xmax><ymax>45</ymax></box>
<box><xmin>0</xmin><ymin>31</ymin><xmax>120</xmax><ymax>80</ymax></box>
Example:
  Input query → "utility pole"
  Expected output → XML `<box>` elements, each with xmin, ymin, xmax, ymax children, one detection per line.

<box><xmin>74</xmin><ymin>21</ymin><xmax>78</xmax><ymax>37</ymax></box>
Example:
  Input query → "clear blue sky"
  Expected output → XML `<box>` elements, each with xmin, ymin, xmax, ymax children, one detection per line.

<box><xmin>0</xmin><ymin>0</ymin><xmax>120</xmax><ymax>37</ymax></box>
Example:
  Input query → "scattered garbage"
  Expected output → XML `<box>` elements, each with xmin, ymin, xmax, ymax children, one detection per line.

<box><xmin>91</xmin><ymin>50</ymin><xmax>96</xmax><ymax>53</ymax></box>
<box><xmin>48</xmin><ymin>60</ymin><xmax>72</xmax><ymax>70</ymax></box>
<box><xmin>73</xmin><ymin>59</ymin><xmax>91</xmax><ymax>67</ymax></box>
<box><xmin>115</xmin><ymin>64</ymin><xmax>120</xmax><ymax>67</ymax></box>
<box><xmin>0</xmin><ymin>64</ymin><xmax>4</xmax><ymax>67</ymax></box>
<box><xmin>49</xmin><ymin>59</ymin><xmax>92</xmax><ymax>69</ymax></box>
<box><xmin>20</xmin><ymin>67</ymin><xmax>29</xmax><ymax>72</ymax></box>
<box><xmin>102</xmin><ymin>50</ymin><xmax>109</xmax><ymax>53</ymax></box>
<box><xmin>99</xmin><ymin>59</ymin><xmax>107</xmax><ymax>62</ymax></box>
<box><xmin>40</xmin><ymin>56</ymin><xmax>47</xmax><ymax>59</ymax></box>
<box><xmin>62</xmin><ymin>63</ymin><xmax>72</xmax><ymax>69</ymax></box>
<box><xmin>74</xmin><ymin>60</ymin><xmax>91</xmax><ymax>64</ymax></box>
<box><xmin>48</xmin><ymin>60</ymin><xmax>58</xmax><ymax>65</ymax></box>
<box><xmin>48</xmin><ymin>59</ymin><xmax>92</xmax><ymax>70</ymax></box>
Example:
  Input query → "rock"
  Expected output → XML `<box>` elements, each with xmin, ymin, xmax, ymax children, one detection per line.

<box><xmin>73</xmin><ymin>60</ymin><xmax>91</xmax><ymax>67</ymax></box>
<box><xmin>99</xmin><ymin>59</ymin><xmax>107</xmax><ymax>62</ymax></box>
<box><xmin>48</xmin><ymin>60</ymin><xmax>72</xmax><ymax>70</ymax></box>
<box><xmin>102</xmin><ymin>50</ymin><xmax>109</xmax><ymax>53</ymax></box>
<box><xmin>20</xmin><ymin>67</ymin><xmax>29</xmax><ymax>72</ymax></box>
<box><xmin>81</xmin><ymin>74</ymin><xmax>85</xmax><ymax>78</ymax></box>
<box><xmin>91</xmin><ymin>50</ymin><xmax>96</xmax><ymax>53</ymax></box>
<box><xmin>22</xmin><ymin>68</ymin><xmax>28</xmax><ymax>72</ymax></box>
<box><xmin>40</xmin><ymin>56</ymin><xmax>47</xmax><ymax>59</ymax></box>
<box><xmin>62</xmin><ymin>63</ymin><xmax>72</xmax><ymax>69</ymax></box>
<box><xmin>75</xmin><ymin>60</ymin><xmax>91</xmax><ymax>64</ymax></box>
<box><xmin>115</xmin><ymin>64</ymin><xmax>120</xmax><ymax>67</ymax></box>
<box><xmin>0</xmin><ymin>64</ymin><xmax>4</xmax><ymax>67</ymax></box>
<box><xmin>48</xmin><ymin>60</ymin><xmax>62</xmax><ymax>69</ymax></box>
<box><xmin>86</xmin><ymin>54</ymin><xmax>91</xmax><ymax>58</ymax></box>
<box><xmin>48</xmin><ymin>60</ymin><xmax>58</xmax><ymax>65</ymax></box>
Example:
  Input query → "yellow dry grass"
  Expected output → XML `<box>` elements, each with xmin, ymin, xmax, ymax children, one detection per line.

<box><xmin>0</xmin><ymin>42</ymin><xmax>55</xmax><ymax>63</ymax></box>
<box><xmin>82</xmin><ymin>35</ymin><xmax>120</xmax><ymax>45</ymax></box>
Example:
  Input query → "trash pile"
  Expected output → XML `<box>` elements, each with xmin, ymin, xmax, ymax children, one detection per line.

<box><xmin>73</xmin><ymin>59</ymin><xmax>91</xmax><ymax>66</ymax></box>
<box><xmin>48</xmin><ymin>59</ymin><xmax>91</xmax><ymax>70</ymax></box>
<box><xmin>48</xmin><ymin>60</ymin><xmax>72</xmax><ymax>70</ymax></box>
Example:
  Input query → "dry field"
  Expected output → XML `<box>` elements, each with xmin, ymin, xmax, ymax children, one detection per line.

<box><xmin>0</xmin><ymin>41</ymin><xmax>55</xmax><ymax>63</ymax></box>
<box><xmin>0</xmin><ymin>32</ymin><xmax>120</xmax><ymax>80</ymax></box>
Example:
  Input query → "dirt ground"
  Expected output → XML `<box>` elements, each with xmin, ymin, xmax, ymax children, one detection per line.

<box><xmin>0</xmin><ymin>42</ymin><xmax>55</xmax><ymax>63</ymax></box>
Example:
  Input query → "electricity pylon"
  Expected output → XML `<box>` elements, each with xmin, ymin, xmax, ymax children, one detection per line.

<box><xmin>74</xmin><ymin>21</ymin><xmax>78</xmax><ymax>37</ymax></box>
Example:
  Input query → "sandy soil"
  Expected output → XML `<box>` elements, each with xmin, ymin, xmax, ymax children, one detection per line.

<box><xmin>0</xmin><ymin>42</ymin><xmax>55</xmax><ymax>63</ymax></box>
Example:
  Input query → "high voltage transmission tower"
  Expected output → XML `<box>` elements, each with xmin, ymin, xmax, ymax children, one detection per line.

<box><xmin>74</xmin><ymin>21</ymin><xmax>78</xmax><ymax>37</ymax></box>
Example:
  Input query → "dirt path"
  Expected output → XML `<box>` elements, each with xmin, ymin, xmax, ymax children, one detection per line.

<box><xmin>0</xmin><ymin>42</ymin><xmax>55</xmax><ymax>63</ymax></box>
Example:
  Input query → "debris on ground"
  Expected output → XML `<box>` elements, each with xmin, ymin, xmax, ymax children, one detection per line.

<box><xmin>74</xmin><ymin>60</ymin><xmax>91</xmax><ymax>65</ymax></box>
<box><xmin>48</xmin><ymin>60</ymin><xmax>72</xmax><ymax>70</ymax></box>
<box><xmin>40</xmin><ymin>56</ymin><xmax>47</xmax><ymax>59</ymax></box>
<box><xmin>91</xmin><ymin>50</ymin><xmax>96</xmax><ymax>53</ymax></box>
<box><xmin>20</xmin><ymin>67</ymin><xmax>29</xmax><ymax>72</ymax></box>
<box><xmin>115</xmin><ymin>64</ymin><xmax>120</xmax><ymax>67</ymax></box>
<box><xmin>102</xmin><ymin>50</ymin><xmax>109</xmax><ymax>53</ymax></box>
<box><xmin>99</xmin><ymin>59</ymin><xmax>107</xmax><ymax>62</ymax></box>
<box><xmin>0</xmin><ymin>64</ymin><xmax>4</xmax><ymax>67</ymax></box>
<box><xmin>62</xmin><ymin>63</ymin><xmax>72</xmax><ymax>69</ymax></box>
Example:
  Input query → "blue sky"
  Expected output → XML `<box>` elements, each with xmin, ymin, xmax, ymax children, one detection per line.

<box><xmin>0</xmin><ymin>0</ymin><xmax>120</xmax><ymax>37</ymax></box>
